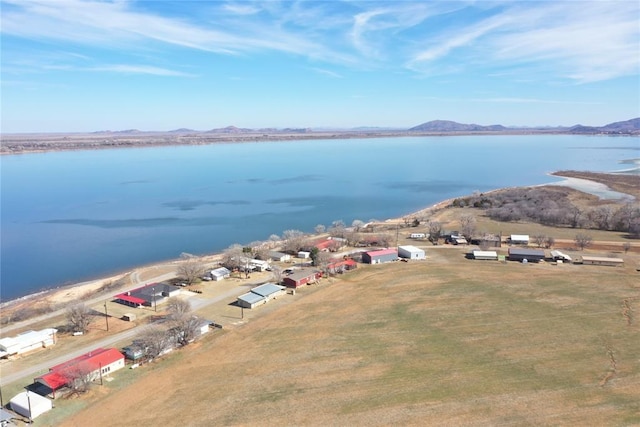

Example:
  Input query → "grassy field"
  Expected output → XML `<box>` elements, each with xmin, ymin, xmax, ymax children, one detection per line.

<box><xmin>52</xmin><ymin>246</ymin><xmax>639</xmax><ymax>427</ymax></box>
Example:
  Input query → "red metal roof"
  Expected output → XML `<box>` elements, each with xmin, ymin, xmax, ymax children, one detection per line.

<box><xmin>365</xmin><ymin>248</ymin><xmax>397</xmax><ymax>257</ymax></box>
<box><xmin>49</xmin><ymin>348</ymin><xmax>124</xmax><ymax>373</ymax></box>
<box><xmin>37</xmin><ymin>371</ymin><xmax>69</xmax><ymax>390</ymax></box>
<box><xmin>114</xmin><ymin>293</ymin><xmax>146</xmax><ymax>304</ymax></box>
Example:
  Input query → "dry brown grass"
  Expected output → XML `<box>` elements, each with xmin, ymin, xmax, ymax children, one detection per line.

<box><xmin>55</xmin><ymin>247</ymin><xmax>640</xmax><ymax>427</ymax></box>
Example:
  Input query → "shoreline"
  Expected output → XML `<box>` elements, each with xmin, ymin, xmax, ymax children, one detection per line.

<box><xmin>2</xmin><ymin>130</ymin><xmax>638</xmax><ymax>155</ymax></box>
<box><xmin>1</xmin><ymin>170</ymin><xmax>637</xmax><ymax>317</ymax></box>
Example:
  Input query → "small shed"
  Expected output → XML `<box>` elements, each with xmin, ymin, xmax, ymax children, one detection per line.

<box><xmin>9</xmin><ymin>392</ymin><xmax>52</xmax><ymax>420</ymax></box>
<box><xmin>362</xmin><ymin>248</ymin><xmax>398</xmax><ymax>264</ymax></box>
<box><xmin>237</xmin><ymin>292</ymin><xmax>266</xmax><ymax>309</ymax></box>
<box><xmin>508</xmin><ymin>248</ymin><xmax>545</xmax><ymax>262</ymax></box>
<box><xmin>409</xmin><ymin>233</ymin><xmax>426</xmax><ymax>239</ymax></box>
<box><xmin>210</xmin><ymin>267</ymin><xmax>231</xmax><ymax>281</ymax></box>
<box><xmin>398</xmin><ymin>245</ymin><xmax>426</xmax><ymax>260</ymax></box>
<box><xmin>473</xmin><ymin>250</ymin><xmax>498</xmax><ymax>261</ymax></box>
<box><xmin>297</xmin><ymin>251</ymin><xmax>311</xmax><ymax>259</ymax></box>
<box><xmin>122</xmin><ymin>313</ymin><xmax>136</xmax><ymax>322</ymax></box>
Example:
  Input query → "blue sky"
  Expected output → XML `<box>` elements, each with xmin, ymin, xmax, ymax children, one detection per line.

<box><xmin>1</xmin><ymin>0</ymin><xmax>639</xmax><ymax>133</ymax></box>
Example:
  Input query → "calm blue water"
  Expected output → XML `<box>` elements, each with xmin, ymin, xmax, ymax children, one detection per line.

<box><xmin>1</xmin><ymin>135</ymin><xmax>637</xmax><ymax>300</ymax></box>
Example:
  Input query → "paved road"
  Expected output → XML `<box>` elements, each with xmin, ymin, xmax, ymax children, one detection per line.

<box><xmin>0</xmin><ymin>284</ymin><xmax>244</xmax><ymax>387</ymax></box>
<box><xmin>1</xmin><ymin>270</ymin><xmax>177</xmax><ymax>335</ymax></box>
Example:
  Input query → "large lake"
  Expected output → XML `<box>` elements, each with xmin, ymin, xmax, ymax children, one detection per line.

<box><xmin>1</xmin><ymin>135</ymin><xmax>637</xmax><ymax>300</ymax></box>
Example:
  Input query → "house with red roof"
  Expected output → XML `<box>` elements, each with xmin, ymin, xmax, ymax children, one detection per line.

<box><xmin>327</xmin><ymin>258</ymin><xmax>357</xmax><ymax>274</ymax></box>
<box><xmin>114</xmin><ymin>283</ymin><xmax>181</xmax><ymax>308</ymax></box>
<box><xmin>282</xmin><ymin>269</ymin><xmax>323</xmax><ymax>288</ymax></box>
<box><xmin>362</xmin><ymin>248</ymin><xmax>398</xmax><ymax>264</ymax></box>
<box><xmin>35</xmin><ymin>348</ymin><xmax>125</xmax><ymax>398</ymax></box>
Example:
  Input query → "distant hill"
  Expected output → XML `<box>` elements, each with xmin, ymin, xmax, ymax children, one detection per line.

<box><xmin>409</xmin><ymin>120</ymin><xmax>507</xmax><ymax>132</ymax></box>
<box><xmin>568</xmin><ymin>118</ymin><xmax>640</xmax><ymax>134</ymax></box>
<box><xmin>409</xmin><ymin>118</ymin><xmax>640</xmax><ymax>135</ymax></box>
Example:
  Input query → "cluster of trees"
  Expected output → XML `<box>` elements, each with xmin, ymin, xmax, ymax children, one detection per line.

<box><xmin>452</xmin><ymin>188</ymin><xmax>640</xmax><ymax>237</ymax></box>
<box><xmin>134</xmin><ymin>297</ymin><xmax>204</xmax><ymax>362</ymax></box>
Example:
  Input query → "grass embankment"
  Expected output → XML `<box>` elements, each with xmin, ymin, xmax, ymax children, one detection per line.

<box><xmin>59</xmin><ymin>247</ymin><xmax>639</xmax><ymax>426</ymax></box>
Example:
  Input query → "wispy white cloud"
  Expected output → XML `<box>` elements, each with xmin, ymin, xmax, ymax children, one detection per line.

<box><xmin>1</xmin><ymin>0</ymin><xmax>638</xmax><ymax>84</ymax></box>
<box><xmin>309</xmin><ymin>67</ymin><xmax>343</xmax><ymax>78</ymax></box>
<box><xmin>88</xmin><ymin>64</ymin><xmax>197</xmax><ymax>77</ymax></box>
<box><xmin>406</xmin><ymin>1</ymin><xmax>640</xmax><ymax>82</ymax></box>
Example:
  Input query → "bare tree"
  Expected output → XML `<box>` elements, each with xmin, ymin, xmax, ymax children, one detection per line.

<box><xmin>61</xmin><ymin>362</ymin><xmax>95</xmax><ymax>394</ymax></box>
<box><xmin>270</xmin><ymin>265</ymin><xmax>283</xmax><ymax>283</ymax></box>
<box><xmin>428</xmin><ymin>220</ymin><xmax>442</xmax><ymax>244</ymax></box>
<box><xmin>351</xmin><ymin>219</ymin><xmax>365</xmax><ymax>232</ymax></box>
<box><xmin>268</xmin><ymin>234</ymin><xmax>281</xmax><ymax>248</ymax></box>
<box><xmin>314</xmin><ymin>224</ymin><xmax>326</xmax><ymax>234</ymax></box>
<box><xmin>574</xmin><ymin>233</ymin><xmax>593</xmax><ymax>251</ymax></box>
<box><xmin>166</xmin><ymin>297</ymin><xmax>191</xmax><ymax>319</ymax></box>
<box><xmin>66</xmin><ymin>304</ymin><xmax>92</xmax><ymax>334</ymax></box>
<box><xmin>329</xmin><ymin>220</ymin><xmax>346</xmax><ymax>238</ymax></box>
<box><xmin>137</xmin><ymin>326</ymin><xmax>174</xmax><ymax>360</ymax></box>
<box><xmin>377</xmin><ymin>233</ymin><xmax>394</xmax><ymax>247</ymax></box>
<box><xmin>282</xmin><ymin>229</ymin><xmax>305</xmax><ymax>253</ymax></box>
<box><xmin>459</xmin><ymin>214</ymin><xmax>477</xmax><ymax>240</ymax></box>
<box><xmin>177</xmin><ymin>253</ymin><xmax>204</xmax><ymax>285</ymax></box>
<box><xmin>222</xmin><ymin>244</ymin><xmax>244</xmax><ymax>271</ymax></box>
<box><xmin>544</xmin><ymin>236</ymin><xmax>555</xmax><ymax>249</ymax></box>
<box><xmin>533</xmin><ymin>234</ymin><xmax>547</xmax><ymax>248</ymax></box>
<box><xmin>622</xmin><ymin>242</ymin><xmax>631</xmax><ymax>253</ymax></box>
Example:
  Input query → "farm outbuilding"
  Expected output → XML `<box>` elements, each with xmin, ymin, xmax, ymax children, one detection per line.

<box><xmin>0</xmin><ymin>328</ymin><xmax>58</xmax><ymax>359</ymax></box>
<box><xmin>576</xmin><ymin>256</ymin><xmax>624</xmax><ymax>267</ymax></box>
<box><xmin>9</xmin><ymin>392</ymin><xmax>52</xmax><ymax>420</ymax></box>
<box><xmin>509</xmin><ymin>234</ymin><xmax>530</xmax><ymax>245</ymax></box>
<box><xmin>550</xmin><ymin>250</ymin><xmax>572</xmax><ymax>262</ymax></box>
<box><xmin>508</xmin><ymin>248</ymin><xmax>545</xmax><ymax>262</ymax></box>
<box><xmin>409</xmin><ymin>233</ymin><xmax>426</xmax><ymax>239</ymax></box>
<box><xmin>297</xmin><ymin>251</ymin><xmax>311</xmax><ymax>259</ymax></box>
<box><xmin>282</xmin><ymin>269</ymin><xmax>322</xmax><ymax>288</ymax></box>
<box><xmin>472</xmin><ymin>250</ymin><xmax>498</xmax><ymax>261</ymax></box>
<box><xmin>362</xmin><ymin>248</ymin><xmax>398</xmax><ymax>264</ymax></box>
<box><xmin>250</xmin><ymin>283</ymin><xmax>286</xmax><ymax>301</ymax></box>
<box><xmin>210</xmin><ymin>267</ymin><xmax>231</xmax><ymax>281</ymax></box>
<box><xmin>237</xmin><ymin>292</ymin><xmax>266</xmax><ymax>309</ymax></box>
<box><xmin>269</xmin><ymin>251</ymin><xmax>291</xmax><ymax>262</ymax></box>
<box><xmin>398</xmin><ymin>245</ymin><xmax>426</xmax><ymax>260</ymax></box>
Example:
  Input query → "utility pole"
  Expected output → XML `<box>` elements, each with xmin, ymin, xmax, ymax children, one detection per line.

<box><xmin>104</xmin><ymin>302</ymin><xmax>109</xmax><ymax>331</ymax></box>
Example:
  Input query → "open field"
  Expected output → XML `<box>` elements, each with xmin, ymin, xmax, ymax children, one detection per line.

<box><xmin>52</xmin><ymin>246</ymin><xmax>640</xmax><ymax>427</ymax></box>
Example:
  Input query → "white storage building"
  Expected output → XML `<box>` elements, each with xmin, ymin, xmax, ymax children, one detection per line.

<box><xmin>210</xmin><ymin>267</ymin><xmax>231</xmax><ymax>281</ymax></box>
<box><xmin>398</xmin><ymin>245</ymin><xmax>426</xmax><ymax>260</ymax></box>
<box><xmin>472</xmin><ymin>250</ymin><xmax>498</xmax><ymax>261</ymax></box>
<box><xmin>510</xmin><ymin>234</ymin><xmax>530</xmax><ymax>245</ymax></box>
<box><xmin>0</xmin><ymin>328</ymin><xmax>58</xmax><ymax>358</ymax></box>
<box><xmin>10</xmin><ymin>391</ymin><xmax>52</xmax><ymax>420</ymax></box>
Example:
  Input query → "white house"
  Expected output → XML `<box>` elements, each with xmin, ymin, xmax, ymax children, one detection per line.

<box><xmin>269</xmin><ymin>251</ymin><xmax>291</xmax><ymax>262</ymax></box>
<box><xmin>0</xmin><ymin>328</ymin><xmax>58</xmax><ymax>358</ymax></box>
<box><xmin>250</xmin><ymin>283</ymin><xmax>286</xmax><ymax>301</ymax></box>
<box><xmin>297</xmin><ymin>251</ymin><xmax>311</xmax><ymax>259</ymax></box>
<box><xmin>398</xmin><ymin>245</ymin><xmax>426</xmax><ymax>260</ymax></box>
<box><xmin>10</xmin><ymin>392</ymin><xmax>52</xmax><ymax>420</ymax></box>
<box><xmin>210</xmin><ymin>267</ymin><xmax>231</xmax><ymax>281</ymax></box>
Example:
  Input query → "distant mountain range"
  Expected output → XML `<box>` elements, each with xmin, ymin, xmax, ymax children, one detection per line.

<box><xmin>85</xmin><ymin>118</ymin><xmax>639</xmax><ymax>136</ymax></box>
<box><xmin>409</xmin><ymin>118</ymin><xmax>640</xmax><ymax>134</ymax></box>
